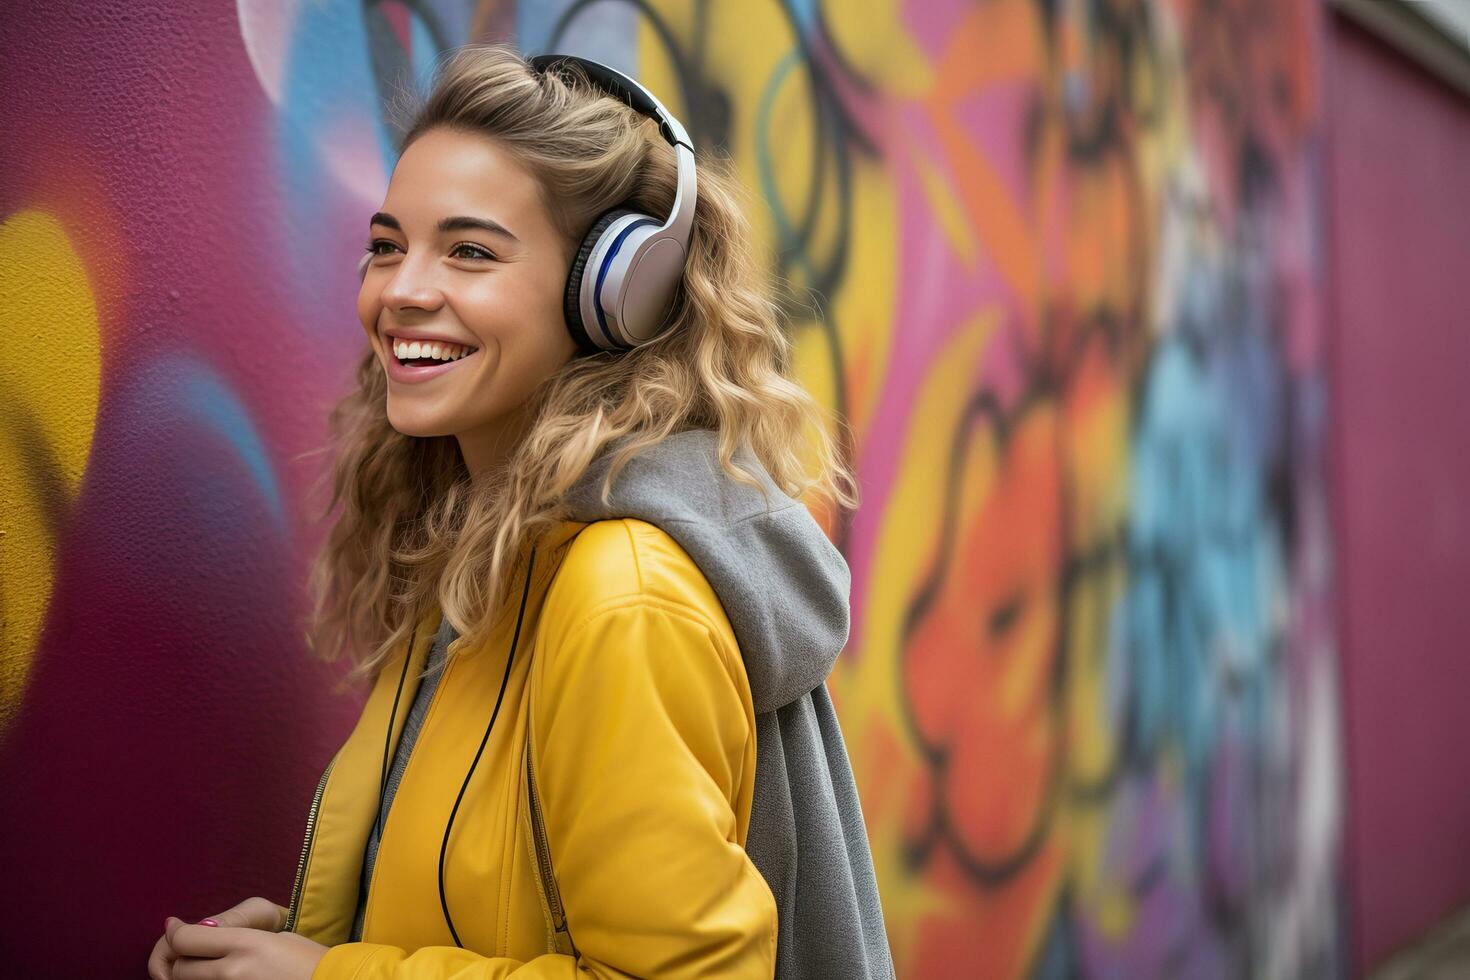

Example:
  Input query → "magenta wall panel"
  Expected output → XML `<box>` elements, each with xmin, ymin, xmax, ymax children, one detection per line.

<box><xmin>1326</xmin><ymin>14</ymin><xmax>1470</xmax><ymax>973</ymax></box>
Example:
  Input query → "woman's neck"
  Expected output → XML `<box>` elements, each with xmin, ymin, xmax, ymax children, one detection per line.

<box><xmin>456</xmin><ymin>402</ymin><xmax>533</xmax><ymax>492</ymax></box>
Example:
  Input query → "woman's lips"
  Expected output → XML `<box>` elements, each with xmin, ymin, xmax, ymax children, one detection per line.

<box><xmin>384</xmin><ymin>345</ymin><xmax>479</xmax><ymax>384</ymax></box>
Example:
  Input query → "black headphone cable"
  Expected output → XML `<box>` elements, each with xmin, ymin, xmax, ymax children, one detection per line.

<box><xmin>368</xmin><ymin>550</ymin><xmax>537</xmax><ymax>946</ymax></box>
<box><xmin>439</xmin><ymin>549</ymin><xmax>537</xmax><ymax>947</ymax></box>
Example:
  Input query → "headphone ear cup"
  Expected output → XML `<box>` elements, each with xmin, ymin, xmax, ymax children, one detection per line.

<box><xmin>563</xmin><ymin>208</ymin><xmax>641</xmax><ymax>353</ymax></box>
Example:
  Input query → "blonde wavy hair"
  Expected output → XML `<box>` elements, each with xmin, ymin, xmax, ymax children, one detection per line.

<box><xmin>299</xmin><ymin>42</ymin><xmax>857</xmax><ymax>687</ymax></box>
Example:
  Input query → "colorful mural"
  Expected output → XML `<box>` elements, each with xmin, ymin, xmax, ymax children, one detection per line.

<box><xmin>0</xmin><ymin>0</ymin><xmax>1342</xmax><ymax>975</ymax></box>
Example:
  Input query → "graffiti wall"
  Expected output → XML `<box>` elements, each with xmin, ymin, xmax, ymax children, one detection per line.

<box><xmin>0</xmin><ymin>0</ymin><xmax>1341</xmax><ymax>975</ymax></box>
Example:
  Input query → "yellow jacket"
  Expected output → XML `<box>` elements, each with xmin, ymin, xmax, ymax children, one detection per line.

<box><xmin>286</xmin><ymin>517</ymin><xmax>778</xmax><ymax>978</ymax></box>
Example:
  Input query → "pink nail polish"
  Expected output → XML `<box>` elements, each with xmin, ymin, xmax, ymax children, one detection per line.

<box><xmin>200</xmin><ymin>918</ymin><xmax>219</xmax><ymax>927</ymax></box>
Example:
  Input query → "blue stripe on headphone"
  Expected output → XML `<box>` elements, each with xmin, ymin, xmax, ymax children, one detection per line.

<box><xmin>593</xmin><ymin>217</ymin><xmax>660</xmax><ymax>348</ymax></box>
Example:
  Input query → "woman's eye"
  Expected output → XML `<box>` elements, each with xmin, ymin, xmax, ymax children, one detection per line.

<box><xmin>360</xmin><ymin>240</ymin><xmax>495</xmax><ymax>261</ymax></box>
<box><xmin>451</xmin><ymin>243</ymin><xmax>496</xmax><ymax>261</ymax></box>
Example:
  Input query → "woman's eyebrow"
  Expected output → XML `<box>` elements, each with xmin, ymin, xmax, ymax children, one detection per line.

<box><xmin>370</xmin><ymin>211</ymin><xmax>521</xmax><ymax>243</ymax></box>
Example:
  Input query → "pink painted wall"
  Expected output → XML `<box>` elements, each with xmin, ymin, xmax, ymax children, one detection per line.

<box><xmin>1325</xmin><ymin>12</ymin><xmax>1470</xmax><ymax>974</ymax></box>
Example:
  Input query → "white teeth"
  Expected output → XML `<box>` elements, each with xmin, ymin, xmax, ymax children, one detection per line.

<box><xmin>391</xmin><ymin>338</ymin><xmax>476</xmax><ymax>362</ymax></box>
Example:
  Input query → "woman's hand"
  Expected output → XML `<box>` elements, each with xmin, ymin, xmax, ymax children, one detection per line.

<box><xmin>163</xmin><ymin>920</ymin><xmax>328</xmax><ymax>980</ymax></box>
<box><xmin>149</xmin><ymin>899</ymin><xmax>321</xmax><ymax>980</ymax></box>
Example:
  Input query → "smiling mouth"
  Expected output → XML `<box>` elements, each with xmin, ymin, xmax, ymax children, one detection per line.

<box><xmin>396</xmin><ymin>351</ymin><xmax>475</xmax><ymax>367</ymax></box>
<box><xmin>386</xmin><ymin>339</ymin><xmax>479</xmax><ymax>368</ymax></box>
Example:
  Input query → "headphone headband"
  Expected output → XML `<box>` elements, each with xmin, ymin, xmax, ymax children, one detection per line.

<box><xmin>528</xmin><ymin>54</ymin><xmax>693</xmax><ymax>153</ymax></box>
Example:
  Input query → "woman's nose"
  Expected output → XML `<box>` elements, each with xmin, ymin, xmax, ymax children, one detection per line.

<box><xmin>379</xmin><ymin>258</ymin><xmax>446</xmax><ymax>312</ymax></box>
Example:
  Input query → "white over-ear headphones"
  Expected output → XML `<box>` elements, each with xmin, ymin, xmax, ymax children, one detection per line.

<box><xmin>530</xmin><ymin>53</ymin><xmax>697</xmax><ymax>355</ymax></box>
<box><xmin>357</xmin><ymin>53</ymin><xmax>697</xmax><ymax>356</ymax></box>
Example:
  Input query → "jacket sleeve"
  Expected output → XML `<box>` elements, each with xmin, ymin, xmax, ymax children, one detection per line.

<box><xmin>310</xmin><ymin>598</ymin><xmax>777</xmax><ymax>980</ymax></box>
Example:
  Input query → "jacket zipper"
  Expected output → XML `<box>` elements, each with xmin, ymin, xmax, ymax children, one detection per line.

<box><xmin>525</xmin><ymin>741</ymin><xmax>576</xmax><ymax>955</ymax></box>
<box><xmin>283</xmin><ymin>753</ymin><xmax>337</xmax><ymax>933</ymax></box>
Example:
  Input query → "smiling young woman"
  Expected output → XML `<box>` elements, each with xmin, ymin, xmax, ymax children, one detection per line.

<box><xmin>150</xmin><ymin>41</ymin><xmax>892</xmax><ymax>980</ymax></box>
<box><xmin>355</xmin><ymin>127</ymin><xmax>582</xmax><ymax>486</ymax></box>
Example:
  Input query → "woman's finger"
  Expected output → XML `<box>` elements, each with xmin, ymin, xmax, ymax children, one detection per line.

<box><xmin>204</xmin><ymin>896</ymin><xmax>283</xmax><ymax>932</ymax></box>
<box><xmin>146</xmin><ymin>926</ymin><xmax>177</xmax><ymax>980</ymax></box>
<box><xmin>164</xmin><ymin>920</ymin><xmax>242</xmax><ymax>959</ymax></box>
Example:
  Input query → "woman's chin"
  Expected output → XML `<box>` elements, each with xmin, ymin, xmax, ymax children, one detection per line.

<box><xmin>386</xmin><ymin>406</ymin><xmax>459</xmax><ymax>439</ymax></box>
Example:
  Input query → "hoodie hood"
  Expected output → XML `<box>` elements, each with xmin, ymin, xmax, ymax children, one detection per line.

<box><xmin>560</xmin><ymin>428</ymin><xmax>850</xmax><ymax>714</ymax></box>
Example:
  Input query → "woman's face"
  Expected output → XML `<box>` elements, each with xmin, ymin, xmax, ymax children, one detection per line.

<box><xmin>358</xmin><ymin>126</ymin><xmax>578</xmax><ymax>472</ymax></box>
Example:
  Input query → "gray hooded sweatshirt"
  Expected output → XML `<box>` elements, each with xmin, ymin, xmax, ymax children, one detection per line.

<box><xmin>561</xmin><ymin>428</ymin><xmax>894</xmax><ymax>980</ymax></box>
<box><xmin>353</xmin><ymin>428</ymin><xmax>894</xmax><ymax>978</ymax></box>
